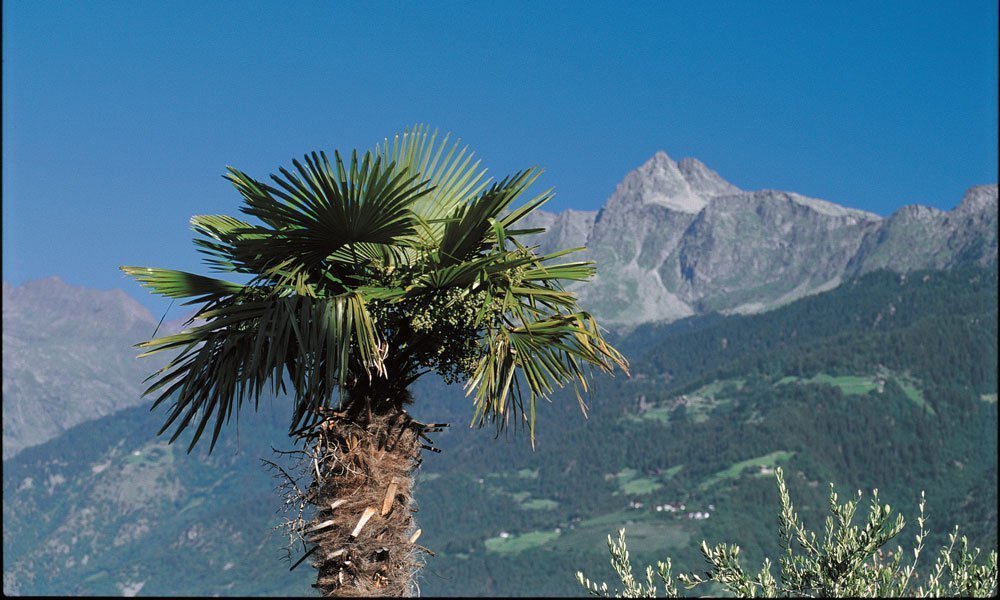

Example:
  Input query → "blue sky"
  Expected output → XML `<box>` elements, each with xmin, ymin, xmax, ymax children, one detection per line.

<box><xmin>3</xmin><ymin>0</ymin><xmax>997</xmax><ymax>315</ymax></box>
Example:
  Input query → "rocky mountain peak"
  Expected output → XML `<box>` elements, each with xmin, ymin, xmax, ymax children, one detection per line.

<box><xmin>607</xmin><ymin>151</ymin><xmax>708</xmax><ymax>214</ymax></box>
<box><xmin>2</xmin><ymin>278</ymin><xmax>170</xmax><ymax>460</ymax></box>
<box><xmin>955</xmin><ymin>184</ymin><xmax>999</xmax><ymax>214</ymax></box>
<box><xmin>601</xmin><ymin>151</ymin><xmax>743</xmax><ymax>217</ymax></box>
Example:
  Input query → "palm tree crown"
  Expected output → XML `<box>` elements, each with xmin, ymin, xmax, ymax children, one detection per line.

<box><xmin>122</xmin><ymin>125</ymin><xmax>627</xmax><ymax>452</ymax></box>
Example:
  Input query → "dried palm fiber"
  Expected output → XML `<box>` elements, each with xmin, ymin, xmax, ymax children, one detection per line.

<box><xmin>303</xmin><ymin>409</ymin><xmax>432</xmax><ymax>597</ymax></box>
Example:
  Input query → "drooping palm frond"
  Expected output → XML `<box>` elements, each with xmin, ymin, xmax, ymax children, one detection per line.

<box><xmin>189</xmin><ymin>214</ymin><xmax>261</xmax><ymax>273</ymax></box>
<box><xmin>465</xmin><ymin>309</ymin><xmax>626</xmax><ymax>447</ymax></box>
<box><xmin>121</xmin><ymin>289</ymin><xmax>385</xmax><ymax>452</ymax></box>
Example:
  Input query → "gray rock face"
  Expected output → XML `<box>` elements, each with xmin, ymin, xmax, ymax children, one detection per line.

<box><xmin>663</xmin><ymin>191</ymin><xmax>879</xmax><ymax>314</ymax></box>
<box><xmin>560</xmin><ymin>152</ymin><xmax>737</xmax><ymax>323</ymax></box>
<box><xmin>677</xmin><ymin>156</ymin><xmax>743</xmax><ymax>199</ymax></box>
<box><xmin>849</xmin><ymin>185</ymin><xmax>998</xmax><ymax>274</ymax></box>
<box><xmin>586</xmin><ymin>153</ymin><xmax>738</xmax><ymax>268</ymax></box>
<box><xmin>1</xmin><ymin>277</ymin><xmax>179</xmax><ymax>460</ymax></box>
<box><xmin>520</xmin><ymin>208</ymin><xmax>597</xmax><ymax>257</ymax></box>
<box><xmin>522</xmin><ymin>153</ymin><xmax>997</xmax><ymax>325</ymax></box>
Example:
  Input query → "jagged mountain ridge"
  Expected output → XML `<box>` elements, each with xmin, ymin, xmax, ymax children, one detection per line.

<box><xmin>523</xmin><ymin>152</ymin><xmax>998</xmax><ymax>324</ymax></box>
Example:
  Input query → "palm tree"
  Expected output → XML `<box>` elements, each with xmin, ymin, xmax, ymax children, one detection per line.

<box><xmin>121</xmin><ymin>125</ymin><xmax>627</xmax><ymax>596</ymax></box>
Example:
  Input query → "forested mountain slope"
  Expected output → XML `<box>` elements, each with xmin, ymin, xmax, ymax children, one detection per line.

<box><xmin>4</xmin><ymin>267</ymin><xmax>996</xmax><ymax>596</ymax></box>
<box><xmin>413</xmin><ymin>266</ymin><xmax>998</xmax><ymax>595</ymax></box>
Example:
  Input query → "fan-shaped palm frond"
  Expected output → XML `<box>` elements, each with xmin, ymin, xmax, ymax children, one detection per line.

<box><xmin>378</xmin><ymin>124</ymin><xmax>491</xmax><ymax>243</ymax></box>
<box><xmin>122</xmin><ymin>124</ymin><xmax>626</xmax><ymax>452</ymax></box>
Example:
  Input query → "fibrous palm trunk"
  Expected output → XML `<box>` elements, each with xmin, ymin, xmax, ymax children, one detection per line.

<box><xmin>301</xmin><ymin>406</ymin><xmax>434</xmax><ymax>597</ymax></box>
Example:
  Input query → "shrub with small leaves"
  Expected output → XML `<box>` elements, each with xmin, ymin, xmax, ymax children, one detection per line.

<box><xmin>576</xmin><ymin>467</ymin><xmax>998</xmax><ymax>598</ymax></box>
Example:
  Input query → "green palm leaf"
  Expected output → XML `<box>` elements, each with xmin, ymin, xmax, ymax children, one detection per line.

<box><xmin>379</xmin><ymin>124</ymin><xmax>491</xmax><ymax>245</ymax></box>
<box><xmin>120</xmin><ymin>266</ymin><xmax>246</xmax><ymax>305</ymax></box>
<box><xmin>466</xmin><ymin>312</ymin><xmax>626</xmax><ymax>446</ymax></box>
<box><xmin>122</xmin><ymin>124</ymin><xmax>627</xmax><ymax>453</ymax></box>
<box><xmin>223</xmin><ymin>151</ymin><xmax>426</xmax><ymax>272</ymax></box>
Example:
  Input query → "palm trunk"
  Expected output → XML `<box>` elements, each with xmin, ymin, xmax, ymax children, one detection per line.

<box><xmin>302</xmin><ymin>406</ymin><xmax>429</xmax><ymax>597</ymax></box>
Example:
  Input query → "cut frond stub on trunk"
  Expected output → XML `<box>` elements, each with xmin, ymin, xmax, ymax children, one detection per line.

<box><xmin>381</xmin><ymin>481</ymin><xmax>399</xmax><ymax>516</ymax></box>
<box><xmin>350</xmin><ymin>506</ymin><xmax>377</xmax><ymax>538</ymax></box>
<box><xmin>305</xmin><ymin>519</ymin><xmax>336</xmax><ymax>534</ymax></box>
<box><xmin>408</xmin><ymin>529</ymin><xmax>422</xmax><ymax>544</ymax></box>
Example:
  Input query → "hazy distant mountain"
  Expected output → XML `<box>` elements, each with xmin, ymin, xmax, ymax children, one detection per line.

<box><xmin>524</xmin><ymin>152</ymin><xmax>998</xmax><ymax>325</ymax></box>
<box><xmin>1</xmin><ymin>278</ymin><xmax>184</xmax><ymax>460</ymax></box>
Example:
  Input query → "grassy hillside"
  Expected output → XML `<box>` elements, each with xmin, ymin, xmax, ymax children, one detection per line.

<box><xmin>4</xmin><ymin>267</ymin><xmax>997</xmax><ymax>596</ymax></box>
